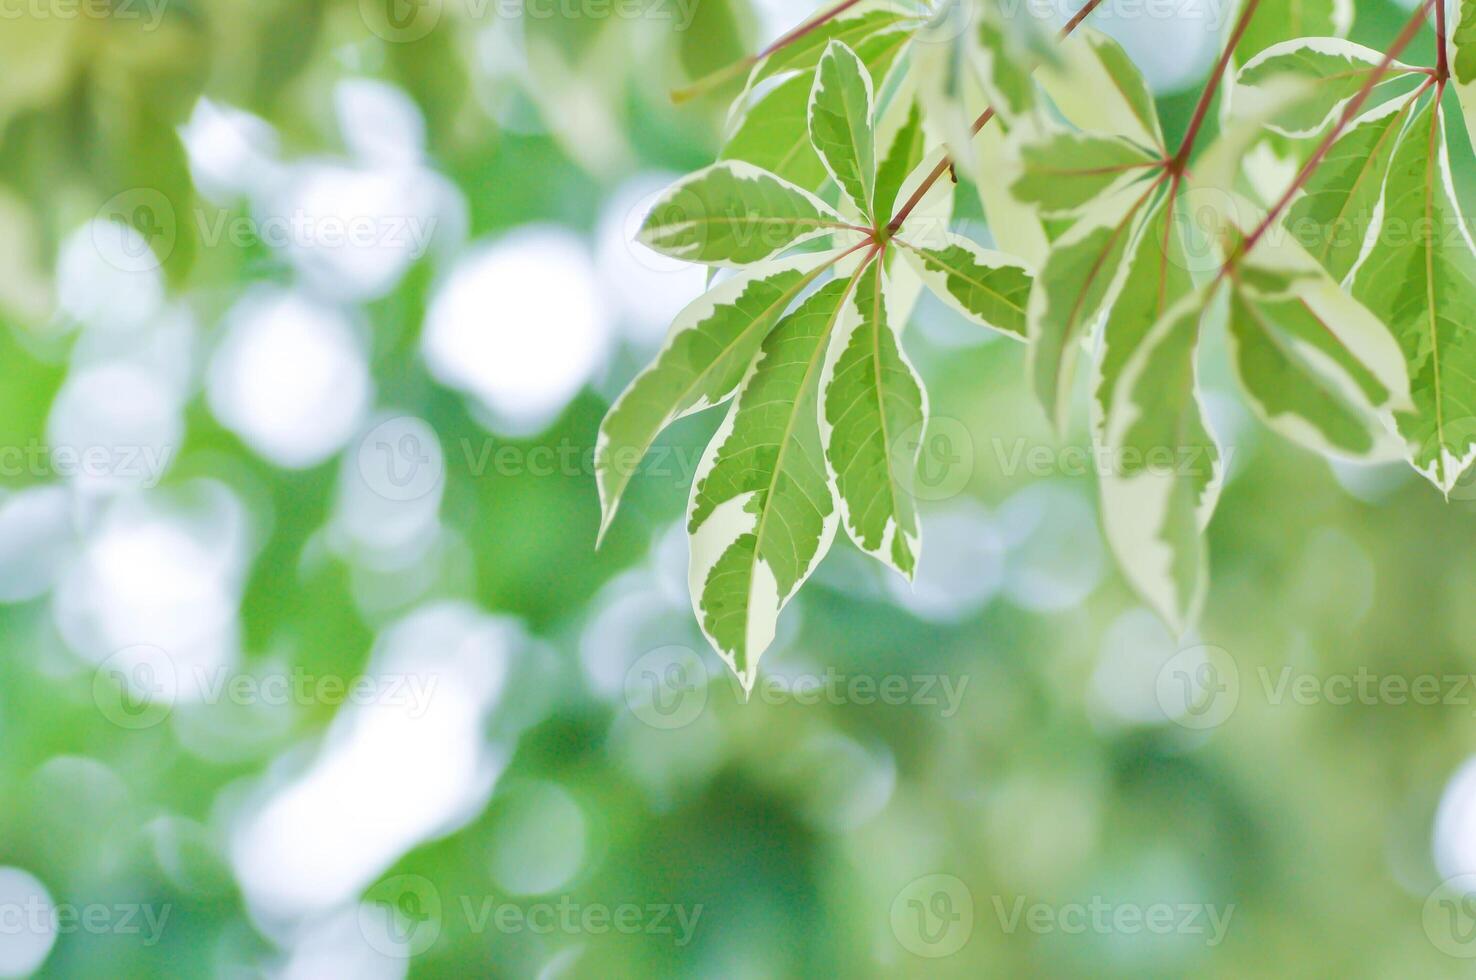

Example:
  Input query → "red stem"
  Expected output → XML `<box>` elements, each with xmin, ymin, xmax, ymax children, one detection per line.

<box><xmin>886</xmin><ymin>0</ymin><xmax>1106</xmax><ymax>234</ymax></box>
<box><xmin>1171</xmin><ymin>0</ymin><xmax>1262</xmax><ymax>170</ymax></box>
<box><xmin>1435</xmin><ymin>0</ymin><xmax>1451</xmax><ymax>83</ymax></box>
<box><xmin>759</xmin><ymin>0</ymin><xmax>866</xmax><ymax>59</ymax></box>
<box><xmin>1223</xmin><ymin>0</ymin><xmax>1437</xmax><ymax>276</ymax></box>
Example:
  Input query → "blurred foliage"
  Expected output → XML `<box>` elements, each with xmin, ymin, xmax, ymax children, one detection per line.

<box><xmin>1</xmin><ymin>0</ymin><xmax>1476</xmax><ymax>978</ymax></box>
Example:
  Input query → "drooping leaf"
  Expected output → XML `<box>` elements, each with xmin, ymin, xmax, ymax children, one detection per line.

<box><xmin>688</xmin><ymin>275</ymin><xmax>854</xmax><ymax>688</ymax></box>
<box><xmin>596</xmin><ymin>255</ymin><xmax>832</xmax><ymax>537</ymax></box>
<box><xmin>1009</xmin><ymin>129</ymin><xmax>1160</xmax><ymax>217</ymax></box>
<box><xmin>1027</xmin><ymin>180</ymin><xmax>1159</xmax><ymax>431</ymax></box>
<box><xmin>821</xmin><ymin>255</ymin><xmax>926</xmax><ymax>578</ymax></box>
<box><xmin>1036</xmin><ymin>28</ymin><xmax>1164</xmax><ymax>152</ymax></box>
<box><xmin>897</xmin><ymin>232</ymin><xmax>1033</xmax><ymax>338</ymax></box>
<box><xmin>638</xmin><ymin>161</ymin><xmax>858</xmax><ymax>266</ymax></box>
<box><xmin>1099</xmin><ymin>290</ymin><xmax>1222</xmax><ymax>634</ymax></box>
<box><xmin>1351</xmin><ymin>99</ymin><xmax>1476</xmax><ymax>493</ymax></box>
<box><xmin>809</xmin><ymin>41</ymin><xmax>878</xmax><ymax>219</ymax></box>
<box><xmin>1283</xmin><ymin>94</ymin><xmax>1418</xmax><ymax>283</ymax></box>
<box><xmin>1233</xmin><ymin>38</ymin><xmax>1419</xmax><ymax>138</ymax></box>
<box><xmin>1093</xmin><ymin>191</ymin><xmax>1193</xmax><ymax>433</ymax></box>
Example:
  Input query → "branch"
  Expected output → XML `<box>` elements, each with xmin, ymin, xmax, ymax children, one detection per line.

<box><xmin>1171</xmin><ymin>0</ymin><xmax>1262</xmax><ymax>171</ymax></box>
<box><xmin>1436</xmin><ymin>0</ymin><xmax>1451</xmax><ymax>84</ymax></box>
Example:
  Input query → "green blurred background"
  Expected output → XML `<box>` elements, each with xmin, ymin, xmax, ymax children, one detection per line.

<box><xmin>2</xmin><ymin>0</ymin><xmax>1476</xmax><ymax>976</ymax></box>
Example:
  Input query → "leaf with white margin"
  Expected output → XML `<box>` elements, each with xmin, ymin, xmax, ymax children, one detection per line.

<box><xmin>638</xmin><ymin>162</ymin><xmax>858</xmax><ymax>266</ymax></box>
<box><xmin>1283</xmin><ymin>93</ymin><xmax>1420</xmax><ymax>283</ymax></box>
<box><xmin>897</xmin><ymin>232</ymin><xmax>1033</xmax><ymax>338</ymax></box>
<box><xmin>1099</xmin><ymin>289</ymin><xmax>1222</xmax><ymax>635</ymax></box>
<box><xmin>1351</xmin><ymin>99</ymin><xmax>1476</xmax><ymax>494</ymax></box>
<box><xmin>1448</xmin><ymin>0</ymin><xmax>1476</xmax><ymax>158</ymax></box>
<box><xmin>596</xmin><ymin>254</ymin><xmax>834</xmax><ymax>539</ymax></box>
<box><xmin>975</xmin><ymin>116</ymin><xmax>1049</xmax><ymax>268</ymax></box>
<box><xmin>687</xmin><ymin>275</ymin><xmax>856</xmax><ymax>689</ymax></box>
<box><xmin>1233</xmin><ymin>38</ymin><xmax>1420</xmax><ymax>138</ymax></box>
<box><xmin>968</xmin><ymin>0</ymin><xmax>1045</xmax><ymax>122</ymax></box>
<box><xmin>821</xmin><ymin>254</ymin><xmax>926</xmax><ymax>579</ymax></box>
<box><xmin>1035</xmin><ymin>28</ymin><xmax>1164</xmax><ymax>153</ymax></box>
<box><xmin>1028</xmin><ymin>180</ymin><xmax>1160</xmax><ymax>432</ymax></box>
<box><xmin>1009</xmin><ymin>128</ymin><xmax>1161</xmax><ymax>217</ymax></box>
<box><xmin>751</xmin><ymin>8</ymin><xmax>914</xmax><ymax>87</ymax></box>
<box><xmin>809</xmin><ymin>41</ymin><xmax>878</xmax><ymax>219</ymax></box>
<box><xmin>1093</xmin><ymin>191</ymin><xmax>1192</xmax><ymax>438</ymax></box>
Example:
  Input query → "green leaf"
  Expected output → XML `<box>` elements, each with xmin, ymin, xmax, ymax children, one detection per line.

<box><xmin>1448</xmin><ymin>0</ymin><xmax>1476</xmax><ymax>157</ymax></box>
<box><xmin>1009</xmin><ymin>129</ymin><xmax>1160</xmax><ymax>217</ymax></box>
<box><xmin>809</xmin><ymin>41</ymin><xmax>877</xmax><ymax>219</ymax></box>
<box><xmin>969</xmin><ymin>4</ymin><xmax>1041</xmax><ymax>121</ymax></box>
<box><xmin>752</xmin><ymin>9</ymin><xmax>914</xmax><ymax>86</ymax></box>
<box><xmin>874</xmin><ymin>99</ymin><xmax>925</xmax><ymax>223</ymax></box>
<box><xmin>1093</xmin><ymin>193</ymin><xmax>1193</xmax><ymax>433</ymax></box>
<box><xmin>1283</xmin><ymin>94</ymin><xmax>1416</xmax><ymax>283</ymax></box>
<box><xmin>596</xmin><ymin>255</ymin><xmax>832</xmax><ymax>538</ymax></box>
<box><xmin>688</xmin><ymin>275</ymin><xmax>856</xmax><ymax>688</ymax></box>
<box><xmin>1099</xmin><ymin>290</ymin><xmax>1221</xmax><ymax>634</ymax></box>
<box><xmin>1230</xmin><ymin>0</ymin><xmax>1351</xmax><ymax>71</ymax></box>
<box><xmin>721</xmin><ymin>73</ymin><xmax>828</xmax><ymax>192</ymax></box>
<box><xmin>897</xmin><ymin>233</ymin><xmax>1033</xmax><ymax>338</ymax></box>
<box><xmin>822</xmin><ymin>255</ymin><xmax>926</xmax><ymax>578</ymax></box>
<box><xmin>1233</xmin><ymin>38</ymin><xmax>1418</xmax><ymax>137</ymax></box>
<box><xmin>1028</xmin><ymin>182</ymin><xmax>1158</xmax><ymax>431</ymax></box>
<box><xmin>1351</xmin><ymin>100</ymin><xmax>1476</xmax><ymax>494</ymax></box>
<box><xmin>638</xmin><ymin>162</ymin><xmax>858</xmax><ymax>266</ymax></box>
<box><xmin>1036</xmin><ymin>28</ymin><xmax>1163</xmax><ymax>152</ymax></box>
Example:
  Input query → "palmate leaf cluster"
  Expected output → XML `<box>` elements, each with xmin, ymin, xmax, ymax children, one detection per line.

<box><xmin>598</xmin><ymin>0</ymin><xmax>1475</xmax><ymax>685</ymax></box>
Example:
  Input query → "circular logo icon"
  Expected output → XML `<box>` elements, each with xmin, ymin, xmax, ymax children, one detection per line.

<box><xmin>891</xmin><ymin>873</ymin><xmax>973</xmax><ymax>958</ymax></box>
<box><xmin>1424</xmin><ymin>874</ymin><xmax>1476</xmax><ymax>958</ymax></box>
<box><xmin>1155</xmin><ymin>644</ymin><xmax>1239</xmax><ymax>730</ymax></box>
<box><xmin>623</xmin><ymin>646</ymin><xmax>709</xmax><ymax>730</ymax></box>
<box><xmin>906</xmin><ymin>0</ymin><xmax>974</xmax><ymax>45</ymax></box>
<box><xmin>356</xmin><ymin>416</ymin><xmax>445</xmax><ymax>502</ymax></box>
<box><xmin>93</xmin><ymin>645</ymin><xmax>178</xmax><ymax>730</ymax></box>
<box><xmin>1167</xmin><ymin>185</ymin><xmax>1248</xmax><ymax>278</ymax></box>
<box><xmin>360</xmin><ymin>0</ymin><xmax>443</xmax><ymax>43</ymax></box>
<box><xmin>360</xmin><ymin>874</ymin><xmax>442</xmax><ymax>958</ymax></box>
<box><xmin>94</xmin><ymin>189</ymin><xmax>176</xmax><ymax>274</ymax></box>
<box><xmin>895</xmin><ymin>416</ymin><xmax>974</xmax><ymax>502</ymax></box>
